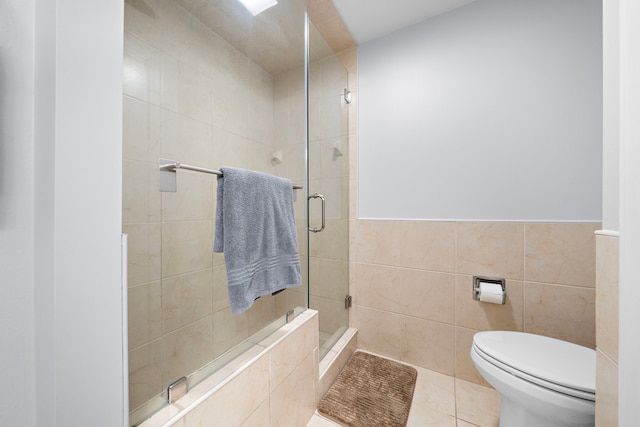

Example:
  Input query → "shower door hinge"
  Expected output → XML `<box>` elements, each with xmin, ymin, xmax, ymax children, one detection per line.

<box><xmin>345</xmin><ymin>294</ymin><xmax>352</xmax><ymax>310</ymax></box>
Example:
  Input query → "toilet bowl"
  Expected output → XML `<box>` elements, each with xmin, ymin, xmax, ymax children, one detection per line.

<box><xmin>471</xmin><ymin>331</ymin><xmax>595</xmax><ymax>427</ymax></box>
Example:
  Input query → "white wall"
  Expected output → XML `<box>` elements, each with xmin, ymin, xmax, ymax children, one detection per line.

<box><xmin>0</xmin><ymin>0</ymin><xmax>37</xmax><ymax>424</ymax></box>
<box><xmin>1</xmin><ymin>1</ymin><xmax>125</xmax><ymax>426</ymax></box>
<box><xmin>358</xmin><ymin>0</ymin><xmax>602</xmax><ymax>221</ymax></box>
<box><xmin>603</xmin><ymin>0</ymin><xmax>620</xmax><ymax>231</ymax></box>
<box><xmin>618</xmin><ymin>0</ymin><xmax>640</xmax><ymax>421</ymax></box>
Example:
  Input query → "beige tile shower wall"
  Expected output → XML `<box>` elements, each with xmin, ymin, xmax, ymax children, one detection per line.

<box><xmin>352</xmin><ymin>220</ymin><xmax>599</xmax><ymax>386</ymax></box>
<box><xmin>309</xmin><ymin>53</ymin><xmax>350</xmax><ymax>337</ymax></box>
<box><xmin>139</xmin><ymin>310</ymin><xmax>319</xmax><ymax>427</ymax></box>
<box><xmin>124</xmin><ymin>0</ymin><xmax>292</xmax><ymax>411</ymax></box>
<box><xmin>273</xmin><ymin>68</ymin><xmax>308</xmax><ymax>311</ymax></box>
<box><xmin>595</xmin><ymin>234</ymin><xmax>619</xmax><ymax>426</ymax></box>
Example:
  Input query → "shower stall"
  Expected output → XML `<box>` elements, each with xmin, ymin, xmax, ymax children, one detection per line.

<box><xmin>122</xmin><ymin>0</ymin><xmax>350</xmax><ymax>423</ymax></box>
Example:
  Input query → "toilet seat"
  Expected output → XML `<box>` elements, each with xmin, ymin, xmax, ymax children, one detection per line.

<box><xmin>472</xmin><ymin>331</ymin><xmax>595</xmax><ymax>402</ymax></box>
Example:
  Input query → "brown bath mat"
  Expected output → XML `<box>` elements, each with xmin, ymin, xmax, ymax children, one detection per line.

<box><xmin>318</xmin><ymin>351</ymin><xmax>417</xmax><ymax>427</ymax></box>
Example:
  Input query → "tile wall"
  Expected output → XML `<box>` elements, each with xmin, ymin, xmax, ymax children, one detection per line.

<box><xmin>307</xmin><ymin>42</ymin><xmax>350</xmax><ymax>343</ymax></box>
<box><xmin>595</xmin><ymin>234</ymin><xmax>619</xmax><ymax>425</ymax></box>
<box><xmin>139</xmin><ymin>310</ymin><xmax>320</xmax><ymax>427</ymax></box>
<box><xmin>123</xmin><ymin>0</ymin><xmax>305</xmax><ymax>411</ymax></box>
<box><xmin>274</xmin><ymin>24</ymin><xmax>352</xmax><ymax>344</ymax></box>
<box><xmin>351</xmin><ymin>220</ymin><xmax>600</xmax><ymax>386</ymax></box>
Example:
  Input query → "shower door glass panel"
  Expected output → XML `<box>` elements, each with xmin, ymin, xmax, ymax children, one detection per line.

<box><xmin>307</xmin><ymin>20</ymin><xmax>350</xmax><ymax>359</ymax></box>
<box><xmin>123</xmin><ymin>0</ymin><xmax>307</xmax><ymax>422</ymax></box>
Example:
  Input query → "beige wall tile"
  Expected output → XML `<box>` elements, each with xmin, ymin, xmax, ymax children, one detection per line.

<box><xmin>212</xmin><ymin>73</ymin><xmax>248</xmax><ymax>138</ymax></box>
<box><xmin>175</xmin><ymin>63</ymin><xmax>213</xmax><ymax>125</ymax></box>
<box><xmin>163</xmin><ymin>316</ymin><xmax>214</xmax><ymax>386</ymax></box>
<box><xmin>123</xmin><ymin>95</ymin><xmax>162</xmax><ymax>162</ymax></box>
<box><xmin>247</xmin><ymin>296</ymin><xmax>277</xmax><ymax>336</ymax></box>
<box><xmin>123</xmin><ymin>160</ymin><xmax>161</xmax><ymax>224</ymax></box>
<box><xmin>278</xmin><ymin>142</ymin><xmax>306</xmax><ymax>182</ymax></box>
<box><xmin>596</xmin><ymin>235</ymin><xmax>619</xmax><ymax>362</ymax></box>
<box><xmin>246</xmin><ymin>141</ymin><xmax>278</xmax><ymax>175</ymax></box>
<box><xmin>354</xmin><ymin>306</ymin><xmax>402</xmax><ymax>360</ymax></box>
<box><xmin>270</xmin><ymin>352</ymin><xmax>317</xmax><ymax>427</ymax></box>
<box><xmin>123</xmin><ymin>0</ymin><xmax>162</xmax><ymax>46</ymax></box>
<box><xmin>184</xmin><ymin>353</ymin><xmax>270</xmax><ymax>427</ymax></box>
<box><xmin>212</xmin><ymin>127</ymin><xmax>250</xmax><ymax>169</ymax></box>
<box><xmin>348</xmin><ymin>178</ymin><xmax>358</xmax><ymax>220</ymax></box>
<box><xmin>123</xmin><ymin>33</ymin><xmax>162</xmax><ymax>104</ymax></box>
<box><xmin>270</xmin><ymin>314</ymin><xmax>318</xmax><ymax>391</ymax></box>
<box><xmin>356</xmin><ymin>220</ymin><xmax>455</xmax><ymax>272</ymax></box>
<box><xmin>524</xmin><ymin>282</ymin><xmax>595</xmax><ymax>348</ymax></box>
<box><xmin>128</xmin><ymin>282</ymin><xmax>162</xmax><ymax>348</ymax></box>
<box><xmin>311</xmin><ymin>295</ymin><xmax>348</xmax><ymax>336</ymax></box>
<box><xmin>354</xmin><ymin>263</ymin><xmax>403</xmax><ymax>313</ymax></box>
<box><xmin>123</xmin><ymin>223</ymin><xmax>161</xmax><ymax>287</ymax></box>
<box><xmin>347</xmin><ymin>94</ymin><xmax>358</xmax><ymax>147</ymax></box>
<box><xmin>212</xmin><ymin>265</ymin><xmax>230</xmax><ymax>312</ymax></box>
<box><xmin>129</xmin><ymin>339</ymin><xmax>165</xmax><ymax>411</ymax></box>
<box><xmin>160</xmin><ymin>109</ymin><xmax>214</xmax><ymax>167</ymax></box>
<box><xmin>455</xmin><ymin>379</ymin><xmax>500</xmax><ymax>427</ymax></box>
<box><xmin>247</xmin><ymin>65</ymin><xmax>275</xmax><ymax>146</ymax></box>
<box><xmin>355</xmin><ymin>220</ymin><xmax>399</xmax><ymax>265</ymax></box>
<box><xmin>456</xmin><ymin>222</ymin><xmax>524</xmax><ymax>280</ymax></box>
<box><xmin>455</xmin><ymin>275</ymin><xmax>524</xmax><ymax>332</ymax></box>
<box><xmin>162</xmin><ymin>269</ymin><xmax>214</xmax><ymax>333</ymax></box>
<box><xmin>310</xmin><ymin>219</ymin><xmax>349</xmax><ymax>260</ymax></box>
<box><xmin>401</xmin><ymin>316</ymin><xmax>455</xmax><ymax>376</ymax></box>
<box><xmin>401</xmin><ymin>269</ymin><xmax>455</xmax><ymax>324</ymax></box>
<box><xmin>239</xmin><ymin>397</ymin><xmax>270</xmax><ymax>427</ymax></box>
<box><xmin>159</xmin><ymin>0</ymin><xmax>215</xmax><ymax>78</ymax></box>
<box><xmin>161</xmin><ymin>172</ymin><xmax>214</xmax><ymax>221</ymax></box>
<box><xmin>310</xmin><ymin>258</ymin><xmax>349</xmax><ymax>301</ymax></box>
<box><xmin>525</xmin><ymin>223</ymin><xmax>599</xmax><ymax>287</ymax></box>
<box><xmin>212</xmin><ymin>307</ymin><xmax>249</xmax><ymax>358</ymax></box>
<box><xmin>338</xmin><ymin>48</ymin><xmax>358</xmax><ymax>90</ymax></box>
<box><xmin>595</xmin><ymin>350</ymin><xmax>618</xmax><ymax>427</ymax></box>
<box><xmin>455</xmin><ymin>327</ymin><xmax>490</xmax><ymax>387</ymax></box>
<box><xmin>161</xmin><ymin>220</ymin><xmax>213</xmax><ymax>278</ymax></box>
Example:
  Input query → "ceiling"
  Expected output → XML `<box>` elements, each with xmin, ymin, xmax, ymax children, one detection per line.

<box><xmin>331</xmin><ymin>0</ymin><xmax>476</xmax><ymax>44</ymax></box>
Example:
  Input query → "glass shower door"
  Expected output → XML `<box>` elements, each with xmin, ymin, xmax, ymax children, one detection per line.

<box><xmin>307</xmin><ymin>20</ymin><xmax>350</xmax><ymax>359</ymax></box>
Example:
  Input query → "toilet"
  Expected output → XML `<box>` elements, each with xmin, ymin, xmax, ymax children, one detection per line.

<box><xmin>471</xmin><ymin>331</ymin><xmax>595</xmax><ymax>427</ymax></box>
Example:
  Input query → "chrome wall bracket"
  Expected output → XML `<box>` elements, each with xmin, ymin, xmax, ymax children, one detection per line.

<box><xmin>167</xmin><ymin>377</ymin><xmax>188</xmax><ymax>404</ymax></box>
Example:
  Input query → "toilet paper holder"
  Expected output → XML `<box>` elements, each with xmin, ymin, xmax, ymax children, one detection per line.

<box><xmin>472</xmin><ymin>276</ymin><xmax>506</xmax><ymax>303</ymax></box>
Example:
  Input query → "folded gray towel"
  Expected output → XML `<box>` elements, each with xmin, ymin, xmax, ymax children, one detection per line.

<box><xmin>214</xmin><ymin>167</ymin><xmax>301</xmax><ymax>314</ymax></box>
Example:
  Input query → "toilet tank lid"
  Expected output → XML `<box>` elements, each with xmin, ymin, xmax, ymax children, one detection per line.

<box><xmin>473</xmin><ymin>331</ymin><xmax>595</xmax><ymax>394</ymax></box>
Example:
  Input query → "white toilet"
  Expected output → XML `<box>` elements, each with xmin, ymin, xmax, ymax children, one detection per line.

<box><xmin>471</xmin><ymin>331</ymin><xmax>595</xmax><ymax>427</ymax></box>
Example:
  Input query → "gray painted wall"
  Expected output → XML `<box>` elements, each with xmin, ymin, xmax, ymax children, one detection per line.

<box><xmin>358</xmin><ymin>0</ymin><xmax>603</xmax><ymax>221</ymax></box>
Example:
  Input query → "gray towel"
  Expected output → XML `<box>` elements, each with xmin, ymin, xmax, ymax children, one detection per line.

<box><xmin>214</xmin><ymin>167</ymin><xmax>301</xmax><ymax>314</ymax></box>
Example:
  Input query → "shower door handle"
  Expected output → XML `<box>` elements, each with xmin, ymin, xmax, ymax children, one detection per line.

<box><xmin>308</xmin><ymin>193</ymin><xmax>325</xmax><ymax>233</ymax></box>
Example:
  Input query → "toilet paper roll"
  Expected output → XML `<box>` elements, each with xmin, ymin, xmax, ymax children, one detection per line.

<box><xmin>479</xmin><ymin>282</ymin><xmax>505</xmax><ymax>304</ymax></box>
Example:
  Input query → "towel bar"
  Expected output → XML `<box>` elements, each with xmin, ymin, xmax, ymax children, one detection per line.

<box><xmin>159</xmin><ymin>159</ymin><xmax>303</xmax><ymax>192</ymax></box>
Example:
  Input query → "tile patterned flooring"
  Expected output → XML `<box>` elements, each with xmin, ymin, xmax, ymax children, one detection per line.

<box><xmin>307</xmin><ymin>355</ymin><xmax>501</xmax><ymax>427</ymax></box>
